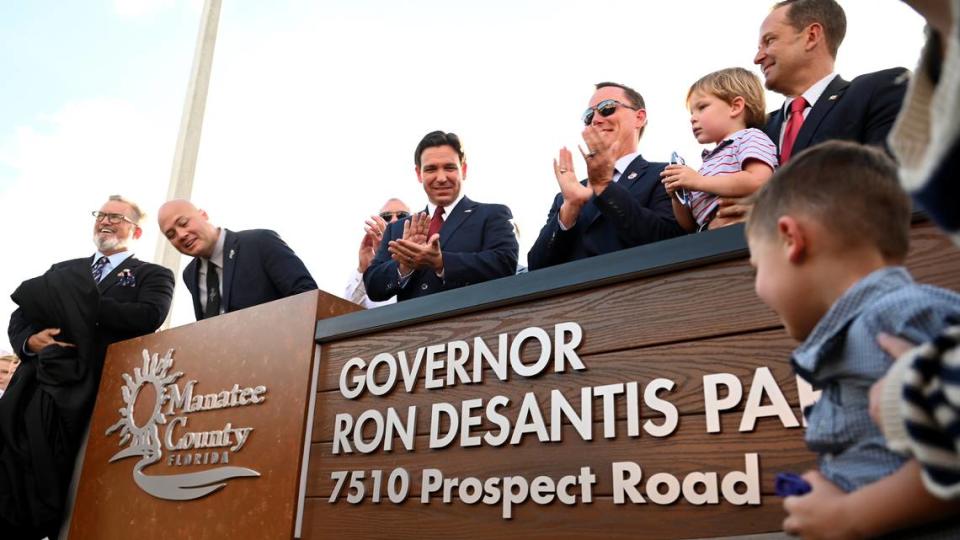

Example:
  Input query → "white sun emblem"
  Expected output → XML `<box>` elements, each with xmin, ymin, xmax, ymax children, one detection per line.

<box><xmin>105</xmin><ymin>348</ymin><xmax>261</xmax><ymax>501</ymax></box>
<box><xmin>107</xmin><ymin>348</ymin><xmax>182</xmax><ymax>464</ymax></box>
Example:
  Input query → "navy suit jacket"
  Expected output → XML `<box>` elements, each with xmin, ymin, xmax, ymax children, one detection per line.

<box><xmin>527</xmin><ymin>154</ymin><xmax>684</xmax><ymax>270</ymax></box>
<box><xmin>183</xmin><ymin>229</ymin><xmax>317</xmax><ymax>320</ymax></box>
<box><xmin>364</xmin><ymin>196</ymin><xmax>519</xmax><ymax>301</ymax></box>
<box><xmin>8</xmin><ymin>255</ymin><xmax>174</xmax><ymax>355</ymax></box>
<box><xmin>764</xmin><ymin>68</ymin><xmax>908</xmax><ymax>159</ymax></box>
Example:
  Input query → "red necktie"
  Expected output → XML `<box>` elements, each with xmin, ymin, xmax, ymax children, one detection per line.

<box><xmin>780</xmin><ymin>97</ymin><xmax>809</xmax><ymax>164</ymax></box>
<box><xmin>427</xmin><ymin>206</ymin><xmax>445</xmax><ymax>239</ymax></box>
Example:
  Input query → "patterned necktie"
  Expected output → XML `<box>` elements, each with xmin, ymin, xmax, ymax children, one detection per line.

<box><xmin>204</xmin><ymin>261</ymin><xmax>221</xmax><ymax>319</ymax></box>
<box><xmin>779</xmin><ymin>96</ymin><xmax>809</xmax><ymax>164</ymax></box>
<box><xmin>427</xmin><ymin>206</ymin><xmax>445</xmax><ymax>239</ymax></box>
<box><xmin>92</xmin><ymin>255</ymin><xmax>109</xmax><ymax>283</ymax></box>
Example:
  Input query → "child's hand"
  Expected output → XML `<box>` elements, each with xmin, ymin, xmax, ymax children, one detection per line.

<box><xmin>660</xmin><ymin>164</ymin><xmax>702</xmax><ymax>193</ymax></box>
<box><xmin>782</xmin><ymin>471</ymin><xmax>856</xmax><ymax>539</ymax></box>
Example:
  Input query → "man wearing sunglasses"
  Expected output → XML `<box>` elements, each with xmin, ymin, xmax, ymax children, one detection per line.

<box><xmin>364</xmin><ymin>130</ymin><xmax>519</xmax><ymax>301</ymax></box>
<box><xmin>345</xmin><ymin>198</ymin><xmax>410</xmax><ymax>308</ymax></box>
<box><xmin>3</xmin><ymin>195</ymin><xmax>174</xmax><ymax>538</ymax></box>
<box><xmin>528</xmin><ymin>82</ymin><xmax>684</xmax><ymax>270</ymax></box>
<box><xmin>157</xmin><ymin>199</ymin><xmax>317</xmax><ymax>320</ymax></box>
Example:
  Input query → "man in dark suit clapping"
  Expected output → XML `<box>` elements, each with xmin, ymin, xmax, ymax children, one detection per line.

<box><xmin>157</xmin><ymin>200</ymin><xmax>317</xmax><ymax>320</ymax></box>
<box><xmin>527</xmin><ymin>82</ymin><xmax>685</xmax><ymax>270</ymax></box>
<box><xmin>364</xmin><ymin>131</ymin><xmax>519</xmax><ymax>302</ymax></box>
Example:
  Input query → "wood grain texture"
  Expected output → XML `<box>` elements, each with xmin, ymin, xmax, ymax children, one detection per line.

<box><xmin>69</xmin><ymin>291</ymin><xmax>328</xmax><ymax>540</ymax></box>
<box><xmin>300</xmin><ymin>495</ymin><xmax>791</xmax><ymax>540</ymax></box>
<box><xmin>308</xmin><ymin>412</ymin><xmax>814</xmax><ymax>499</ymax></box>
<box><xmin>313</xmin><ymin>329</ymin><xmax>801</xmax><ymax>442</ymax></box>
<box><xmin>302</xmin><ymin>222</ymin><xmax>960</xmax><ymax>539</ymax></box>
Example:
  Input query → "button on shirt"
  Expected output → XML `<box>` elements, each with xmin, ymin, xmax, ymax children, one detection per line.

<box><xmin>791</xmin><ymin>266</ymin><xmax>960</xmax><ymax>492</ymax></box>
<box><xmin>92</xmin><ymin>250</ymin><xmax>135</xmax><ymax>283</ymax></box>
<box><xmin>197</xmin><ymin>228</ymin><xmax>227</xmax><ymax>315</ymax></box>
<box><xmin>779</xmin><ymin>72</ymin><xmax>838</xmax><ymax>148</ymax></box>
<box><xmin>557</xmin><ymin>151</ymin><xmax>640</xmax><ymax>230</ymax></box>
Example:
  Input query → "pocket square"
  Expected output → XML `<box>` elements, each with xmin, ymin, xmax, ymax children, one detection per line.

<box><xmin>117</xmin><ymin>268</ymin><xmax>136</xmax><ymax>287</ymax></box>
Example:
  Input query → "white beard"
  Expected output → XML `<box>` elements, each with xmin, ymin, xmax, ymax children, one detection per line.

<box><xmin>93</xmin><ymin>233</ymin><xmax>130</xmax><ymax>253</ymax></box>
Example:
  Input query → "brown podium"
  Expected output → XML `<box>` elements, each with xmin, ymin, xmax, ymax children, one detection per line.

<box><xmin>68</xmin><ymin>221</ymin><xmax>960</xmax><ymax>540</ymax></box>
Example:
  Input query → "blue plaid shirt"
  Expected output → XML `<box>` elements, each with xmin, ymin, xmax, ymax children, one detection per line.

<box><xmin>792</xmin><ymin>266</ymin><xmax>960</xmax><ymax>492</ymax></box>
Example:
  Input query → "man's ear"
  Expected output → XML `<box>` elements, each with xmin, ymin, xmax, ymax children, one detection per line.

<box><xmin>804</xmin><ymin>22</ymin><xmax>824</xmax><ymax>52</ymax></box>
<box><xmin>133</xmin><ymin>226</ymin><xmax>143</xmax><ymax>240</ymax></box>
<box><xmin>415</xmin><ymin>166</ymin><xmax>423</xmax><ymax>185</ymax></box>
<box><xmin>634</xmin><ymin>108</ymin><xmax>647</xmax><ymax>130</ymax></box>
<box><xmin>777</xmin><ymin>215</ymin><xmax>807</xmax><ymax>264</ymax></box>
<box><xmin>460</xmin><ymin>159</ymin><xmax>468</xmax><ymax>181</ymax></box>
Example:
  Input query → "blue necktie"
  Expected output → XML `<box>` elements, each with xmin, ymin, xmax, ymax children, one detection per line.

<box><xmin>92</xmin><ymin>256</ymin><xmax>109</xmax><ymax>282</ymax></box>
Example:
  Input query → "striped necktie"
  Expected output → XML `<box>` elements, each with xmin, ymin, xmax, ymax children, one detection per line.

<box><xmin>92</xmin><ymin>256</ymin><xmax>109</xmax><ymax>282</ymax></box>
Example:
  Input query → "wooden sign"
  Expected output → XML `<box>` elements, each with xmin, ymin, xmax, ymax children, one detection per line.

<box><xmin>302</xmin><ymin>221</ymin><xmax>960</xmax><ymax>539</ymax></box>
<box><xmin>69</xmin><ymin>291</ymin><xmax>358</xmax><ymax>540</ymax></box>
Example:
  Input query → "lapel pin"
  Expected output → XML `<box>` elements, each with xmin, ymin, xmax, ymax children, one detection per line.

<box><xmin>465</xmin><ymin>209</ymin><xmax>473</xmax><ymax>213</ymax></box>
<box><xmin>229</xmin><ymin>249</ymin><xmax>235</xmax><ymax>260</ymax></box>
<box><xmin>627</xmin><ymin>172</ymin><xmax>638</xmax><ymax>180</ymax></box>
<box><xmin>829</xmin><ymin>94</ymin><xmax>838</xmax><ymax>100</ymax></box>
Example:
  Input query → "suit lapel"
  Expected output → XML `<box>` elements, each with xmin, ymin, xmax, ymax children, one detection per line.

<box><xmin>793</xmin><ymin>75</ymin><xmax>850</xmax><ymax>153</ymax></box>
<box><xmin>440</xmin><ymin>197</ymin><xmax>477</xmax><ymax>246</ymax></box>
<box><xmin>97</xmin><ymin>255</ymin><xmax>138</xmax><ymax>293</ymax></box>
<box><xmin>185</xmin><ymin>259</ymin><xmax>203</xmax><ymax>320</ymax></box>
<box><xmin>765</xmin><ymin>110</ymin><xmax>784</xmax><ymax>150</ymax></box>
<box><xmin>220</xmin><ymin>230</ymin><xmax>239</xmax><ymax>312</ymax></box>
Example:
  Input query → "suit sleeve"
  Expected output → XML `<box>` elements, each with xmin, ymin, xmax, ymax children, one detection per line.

<box><xmin>528</xmin><ymin>193</ymin><xmax>576</xmax><ymax>271</ymax></box>
<box><xmin>593</xmin><ymin>171</ymin><xmax>686</xmax><ymax>247</ymax></box>
<box><xmin>442</xmin><ymin>204</ymin><xmax>519</xmax><ymax>288</ymax></box>
<box><xmin>97</xmin><ymin>264</ymin><xmax>175</xmax><ymax>335</ymax></box>
<box><xmin>259</xmin><ymin>230</ymin><xmax>318</xmax><ymax>297</ymax></box>
<box><xmin>363</xmin><ymin>221</ymin><xmax>403</xmax><ymax>302</ymax></box>
<box><xmin>862</xmin><ymin>68</ymin><xmax>909</xmax><ymax>149</ymax></box>
<box><xmin>7</xmin><ymin>307</ymin><xmax>39</xmax><ymax>358</ymax></box>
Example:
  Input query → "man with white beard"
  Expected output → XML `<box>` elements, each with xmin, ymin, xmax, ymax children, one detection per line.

<box><xmin>2</xmin><ymin>195</ymin><xmax>173</xmax><ymax>538</ymax></box>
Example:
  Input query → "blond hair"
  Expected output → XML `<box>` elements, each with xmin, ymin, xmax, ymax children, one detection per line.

<box><xmin>687</xmin><ymin>68</ymin><xmax>767</xmax><ymax>130</ymax></box>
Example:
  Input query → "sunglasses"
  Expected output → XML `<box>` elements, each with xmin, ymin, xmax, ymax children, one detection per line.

<box><xmin>582</xmin><ymin>99</ymin><xmax>639</xmax><ymax>125</ymax></box>
<box><xmin>379</xmin><ymin>211</ymin><xmax>411</xmax><ymax>221</ymax></box>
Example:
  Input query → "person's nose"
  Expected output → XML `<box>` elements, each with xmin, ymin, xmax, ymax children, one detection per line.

<box><xmin>753</xmin><ymin>47</ymin><xmax>765</xmax><ymax>65</ymax></box>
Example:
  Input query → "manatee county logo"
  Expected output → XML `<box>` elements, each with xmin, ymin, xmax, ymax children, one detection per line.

<box><xmin>106</xmin><ymin>348</ymin><xmax>260</xmax><ymax>501</ymax></box>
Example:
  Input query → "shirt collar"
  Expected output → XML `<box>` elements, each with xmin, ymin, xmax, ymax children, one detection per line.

<box><xmin>427</xmin><ymin>192</ymin><xmax>465</xmax><ymax>220</ymax></box>
<box><xmin>614</xmin><ymin>152</ymin><xmax>641</xmax><ymax>181</ymax></box>
<box><xmin>784</xmin><ymin>72</ymin><xmax>838</xmax><ymax>114</ymax></box>
<box><xmin>701</xmin><ymin>130</ymin><xmax>745</xmax><ymax>159</ymax></box>
<box><xmin>93</xmin><ymin>250</ymin><xmax>134</xmax><ymax>269</ymax></box>
<box><xmin>792</xmin><ymin>266</ymin><xmax>913</xmax><ymax>375</ymax></box>
<box><xmin>208</xmin><ymin>228</ymin><xmax>226</xmax><ymax>268</ymax></box>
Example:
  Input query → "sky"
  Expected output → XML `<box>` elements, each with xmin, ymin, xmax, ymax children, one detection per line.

<box><xmin>0</xmin><ymin>0</ymin><xmax>927</xmax><ymax>351</ymax></box>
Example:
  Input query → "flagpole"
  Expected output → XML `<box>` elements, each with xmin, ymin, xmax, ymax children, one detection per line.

<box><xmin>155</xmin><ymin>0</ymin><xmax>222</xmax><ymax>328</ymax></box>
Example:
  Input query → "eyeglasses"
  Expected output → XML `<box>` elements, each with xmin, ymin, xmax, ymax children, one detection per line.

<box><xmin>379</xmin><ymin>211</ymin><xmax>410</xmax><ymax>222</ymax></box>
<box><xmin>92</xmin><ymin>211</ymin><xmax>137</xmax><ymax>225</ymax></box>
<box><xmin>582</xmin><ymin>99</ymin><xmax>639</xmax><ymax>126</ymax></box>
